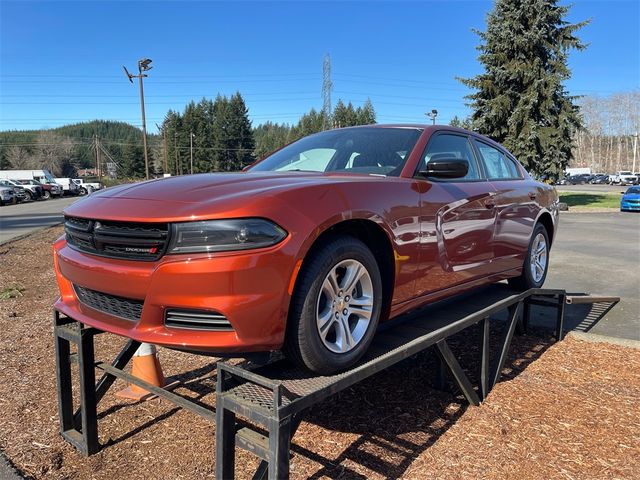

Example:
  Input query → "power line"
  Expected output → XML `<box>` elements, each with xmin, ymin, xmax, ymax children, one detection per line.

<box><xmin>0</xmin><ymin>97</ymin><xmax>319</xmax><ymax>105</ymax></box>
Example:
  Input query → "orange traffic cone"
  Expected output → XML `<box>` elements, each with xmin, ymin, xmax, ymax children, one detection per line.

<box><xmin>116</xmin><ymin>343</ymin><xmax>166</xmax><ymax>401</ymax></box>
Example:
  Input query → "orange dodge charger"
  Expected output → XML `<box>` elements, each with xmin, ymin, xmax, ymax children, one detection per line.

<box><xmin>54</xmin><ymin>125</ymin><xmax>559</xmax><ymax>374</ymax></box>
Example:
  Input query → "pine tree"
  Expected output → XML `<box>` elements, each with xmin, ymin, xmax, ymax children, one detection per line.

<box><xmin>357</xmin><ymin>98</ymin><xmax>376</xmax><ymax>125</ymax></box>
<box><xmin>459</xmin><ymin>0</ymin><xmax>587</xmax><ymax>178</ymax></box>
<box><xmin>450</xmin><ymin>115</ymin><xmax>472</xmax><ymax>130</ymax></box>
<box><xmin>333</xmin><ymin>99</ymin><xmax>348</xmax><ymax>128</ymax></box>
<box><xmin>121</xmin><ymin>143</ymin><xmax>145</xmax><ymax>178</ymax></box>
<box><xmin>228</xmin><ymin>92</ymin><xmax>255</xmax><ymax>170</ymax></box>
<box><xmin>344</xmin><ymin>102</ymin><xmax>358</xmax><ymax>126</ymax></box>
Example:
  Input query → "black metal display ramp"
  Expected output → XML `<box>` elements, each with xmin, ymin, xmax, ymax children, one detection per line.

<box><xmin>53</xmin><ymin>286</ymin><xmax>619</xmax><ymax>479</ymax></box>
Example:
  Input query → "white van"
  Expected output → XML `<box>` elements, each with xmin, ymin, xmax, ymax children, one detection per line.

<box><xmin>0</xmin><ymin>169</ymin><xmax>58</xmax><ymax>185</ymax></box>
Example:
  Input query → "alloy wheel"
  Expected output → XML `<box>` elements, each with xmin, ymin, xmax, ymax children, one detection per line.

<box><xmin>530</xmin><ymin>233</ymin><xmax>548</xmax><ymax>283</ymax></box>
<box><xmin>316</xmin><ymin>259</ymin><xmax>374</xmax><ymax>354</ymax></box>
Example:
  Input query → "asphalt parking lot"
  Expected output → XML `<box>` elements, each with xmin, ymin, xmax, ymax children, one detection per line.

<box><xmin>0</xmin><ymin>196</ymin><xmax>79</xmax><ymax>244</ymax></box>
<box><xmin>540</xmin><ymin>211</ymin><xmax>640</xmax><ymax>341</ymax></box>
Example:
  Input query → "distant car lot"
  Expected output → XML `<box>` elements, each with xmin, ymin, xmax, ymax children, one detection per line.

<box><xmin>0</xmin><ymin>196</ymin><xmax>79</xmax><ymax>244</ymax></box>
<box><xmin>555</xmin><ymin>184</ymin><xmax>629</xmax><ymax>194</ymax></box>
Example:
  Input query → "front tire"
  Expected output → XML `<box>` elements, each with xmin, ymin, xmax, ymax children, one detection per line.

<box><xmin>284</xmin><ymin>236</ymin><xmax>382</xmax><ymax>374</ymax></box>
<box><xmin>508</xmin><ymin>223</ymin><xmax>550</xmax><ymax>290</ymax></box>
<box><xmin>42</xmin><ymin>190</ymin><xmax>51</xmax><ymax>200</ymax></box>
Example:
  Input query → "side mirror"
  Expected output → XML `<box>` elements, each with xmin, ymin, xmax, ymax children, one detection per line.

<box><xmin>420</xmin><ymin>158</ymin><xmax>469</xmax><ymax>179</ymax></box>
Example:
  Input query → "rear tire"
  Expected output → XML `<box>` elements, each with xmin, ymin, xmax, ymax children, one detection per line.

<box><xmin>79</xmin><ymin>187</ymin><xmax>87</xmax><ymax>196</ymax></box>
<box><xmin>508</xmin><ymin>223</ymin><xmax>550</xmax><ymax>291</ymax></box>
<box><xmin>284</xmin><ymin>236</ymin><xmax>382</xmax><ymax>374</ymax></box>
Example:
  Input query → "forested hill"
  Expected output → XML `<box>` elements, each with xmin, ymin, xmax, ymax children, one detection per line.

<box><xmin>0</xmin><ymin>120</ymin><xmax>149</xmax><ymax>145</ymax></box>
<box><xmin>0</xmin><ymin>120</ymin><xmax>159</xmax><ymax>175</ymax></box>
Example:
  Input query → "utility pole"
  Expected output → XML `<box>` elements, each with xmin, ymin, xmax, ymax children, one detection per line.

<box><xmin>94</xmin><ymin>134</ymin><xmax>102</xmax><ymax>179</ymax></box>
<box><xmin>174</xmin><ymin>131</ymin><xmax>180</xmax><ymax>175</ymax></box>
<box><xmin>425</xmin><ymin>109</ymin><xmax>438</xmax><ymax>125</ymax></box>
<box><xmin>322</xmin><ymin>53</ymin><xmax>333</xmax><ymax>130</ymax></box>
<box><xmin>190</xmin><ymin>132</ymin><xmax>195</xmax><ymax>175</ymax></box>
<box><xmin>123</xmin><ymin>58</ymin><xmax>153</xmax><ymax>179</ymax></box>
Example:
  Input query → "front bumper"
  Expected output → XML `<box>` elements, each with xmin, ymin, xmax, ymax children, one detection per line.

<box><xmin>53</xmin><ymin>236</ymin><xmax>296</xmax><ymax>353</ymax></box>
<box><xmin>621</xmin><ymin>201</ymin><xmax>640</xmax><ymax>211</ymax></box>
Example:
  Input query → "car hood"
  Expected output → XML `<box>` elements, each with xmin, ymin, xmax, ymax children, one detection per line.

<box><xmin>622</xmin><ymin>193</ymin><xmax>640</xmax><ymax>200</ymax></box>
<box><xmin>63</xmin><ymin>172</ymin><xmax>378</xmax><ymax>222</ymax></box>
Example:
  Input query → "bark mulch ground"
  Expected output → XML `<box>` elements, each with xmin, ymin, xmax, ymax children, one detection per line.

<box><xmin>1</xmin><ymin>226</ymin><xmax>638</xmax><ymax>479</ymax></box>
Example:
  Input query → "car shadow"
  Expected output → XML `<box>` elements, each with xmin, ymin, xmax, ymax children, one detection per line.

<box><xmin>289</xmin><ymin>323</ymin><xmax>555</xmax><ymax>479</ymax></box>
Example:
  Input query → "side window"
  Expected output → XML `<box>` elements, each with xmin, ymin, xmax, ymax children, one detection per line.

<box><xmin>417</xmin><ymin>134</ymin><xmax>480</xmax><ymax>181</ymax></box>
<box><xmin>474</xmin><ymin>141</ymin><xmax>521</xmax><ymax>180</ymax></box>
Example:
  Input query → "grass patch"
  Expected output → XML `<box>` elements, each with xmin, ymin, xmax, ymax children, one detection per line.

<box><xmin>0</xmin><ymin>283</ymin><xmax>26</xmax><ymax>299</ymax></box>
<box><xmin>559</xmin><ymin>193</ymin><xmax>621</xmax><ymax>209</ymax></box>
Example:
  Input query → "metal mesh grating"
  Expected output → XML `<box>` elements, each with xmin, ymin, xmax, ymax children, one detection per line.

<box><xmin>228</xmin><ymin>382</ymin><xmax>293</xmax><ymax>411</ymax></box>
<box><xmin>73</xmin><ymin>284</ymin><xmax>144</xmax><ymax>322</ymax></box>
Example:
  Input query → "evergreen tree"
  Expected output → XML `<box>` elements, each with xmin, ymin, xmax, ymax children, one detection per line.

<box><xmin>333</xmin><ymin>99</ymin><xmax>348</xmax><ymax>128</ymax></box>
<box><xmin>228</xmin><ymin>92</ymin><xmax>255</xmax><ymax>170</ymax></box>
<box><xmin>253</xmin><ymin>122</ymin><xmax>292</xmax><ymax>159</ymax></box>
<box><xmin>450</xmin><ymin>115</ymin><xmax>472</xmax><ymax>129</ymax></box>
<box><xmin>344</xmin><ymin>102</ymin><xmax>358</xmax><ymax>126</ymax></box>
<box><xmin>357</xmin><ymin>98</ymin><xmax>376</xmax><ymax>125</ymax></box>
<box><xmin>459</xmin><ymin>0</ymin><xmax>587</xmax><ymax>177</ymax></box>
<box><xmin>120</xmin><ymin>143</ymin><xmax>145</xmax><ymax>178</ymax></box>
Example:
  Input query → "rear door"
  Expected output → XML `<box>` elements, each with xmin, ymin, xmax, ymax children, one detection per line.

<box><xmin>472</xmin><ymin>139</ymin><xmax>536</xmax><ymax>272</ymax></box>
<box><xmin>414</xmin><ymin>132</ymin><xmax>498</xmax><ymax>296</ymax></box>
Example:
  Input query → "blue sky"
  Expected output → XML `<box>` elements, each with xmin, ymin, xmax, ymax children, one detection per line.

<box><xmin>1</xmin><ymin>0</ymin><xmax>638</xmax><ymax>133</ymax></box>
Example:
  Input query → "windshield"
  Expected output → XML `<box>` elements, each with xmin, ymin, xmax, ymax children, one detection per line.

<box><xmin>626</xmin><ymin>187</ymin><xmax>640</xmax><ymax>194</ymax></box>
<box><xmin>249</xmin><ymin>127</ymin><xmax>423</xmax><ymax>176</ymax></box>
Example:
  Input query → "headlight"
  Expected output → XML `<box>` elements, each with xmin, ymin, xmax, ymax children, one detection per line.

<box><xmin>167</xmin><ymin>218</ymin><xmax>287</xmax><ymax>254</ymax></box>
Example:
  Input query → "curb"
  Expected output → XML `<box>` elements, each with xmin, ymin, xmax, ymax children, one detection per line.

<box><xmin>0</xmin><ymin>222</ymin><xmax>64</xmax><ymax>247</ymax></box>
<box><xmin>567</xmin><ymin>331</ymin><xmax>640</xmax><ymax>349</ymax></box>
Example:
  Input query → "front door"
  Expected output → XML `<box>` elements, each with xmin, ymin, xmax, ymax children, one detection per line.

<box><xmin>414</xmin><ymin>132</ymin><xmax>497</xmax><ymax>297</ymax></box>
<box><xmin>472</xmin><ymin>139</ymin><xmax>536</xmax><ymax>272</ymax></box>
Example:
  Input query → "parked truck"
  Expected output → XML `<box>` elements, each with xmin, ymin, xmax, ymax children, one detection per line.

<box><xmin>72</xmin><ymin>178</ymin><xmax>103</xmax><ymax>195</ymax></box>
<box><xmin>609</xmin><ymin>171</ymin><xmax>638</xmax><ymax>186</ymax></box>
<box><xmin>54</xmin><ymin>177</ymin><xmax>80</xmax><ymax>195</ymax></box>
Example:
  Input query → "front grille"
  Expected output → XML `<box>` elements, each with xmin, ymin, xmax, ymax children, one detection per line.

<box><xmin>65</xmin><ymin>216</ymin><xmax>169</xmax><ymax>261</ymax></box>
<box><xmin>165</xmin><ymin>309</ymin><xmax>233</xmax><ymax>331</ymax></box>
<box><xmin>74</xmin><ymin>284</ymin><xmax>143</xmax><ymax>322</ymax></box>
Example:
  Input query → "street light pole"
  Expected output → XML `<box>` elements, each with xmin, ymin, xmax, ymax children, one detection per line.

<box><xmin>425</xmin><ymin>109</ymin><xmax>438</xmax><ymax>125</ymax></box>
<box><xmin>123</xmin><ymin>58</ymin><xmax>153</xmax><ymax>180</ymax></box>
<box><xmin>190</xmin><ymin>132</ymin><xmax>194</xmax><ymax>175</ymax></box>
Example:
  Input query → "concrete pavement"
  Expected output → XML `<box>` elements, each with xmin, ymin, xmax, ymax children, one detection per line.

<box><xmin>0</xmin><ymin>196</ymin><xmax>79</xmax><ymax>244</ymax></box>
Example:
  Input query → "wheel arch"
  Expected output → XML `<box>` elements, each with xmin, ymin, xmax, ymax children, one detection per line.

<box><xmin>292</xmin><ymin>218</ymin><xmax>396</xmax><ymax>322</ymax></box>
<box><xmin>536</xmin><ymin>210</ymin><xmax>555</xmax><ymax>246</ymax></box>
